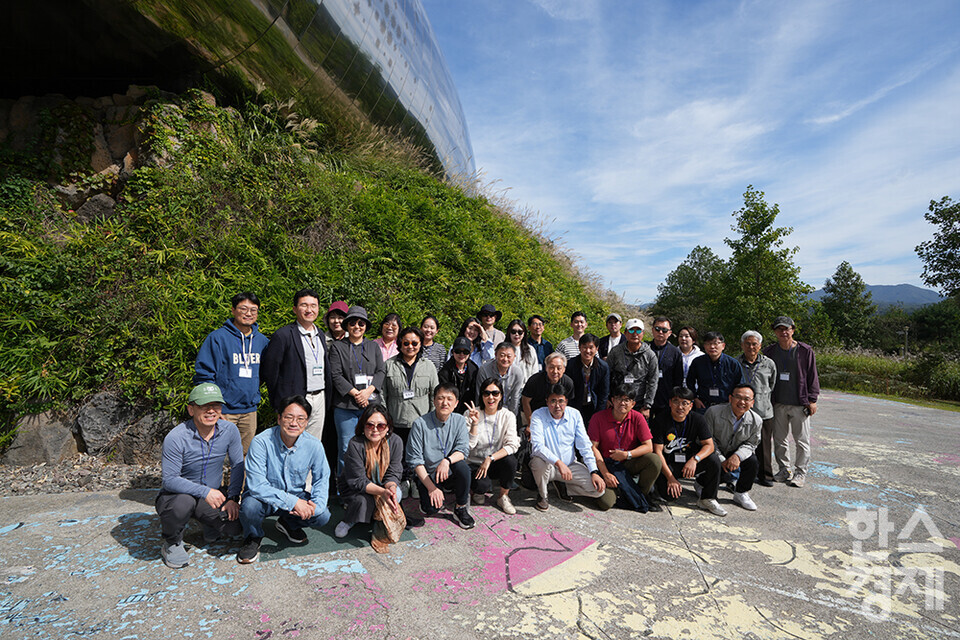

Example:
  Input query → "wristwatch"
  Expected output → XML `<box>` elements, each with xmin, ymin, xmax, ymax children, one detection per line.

<box><xmin>626</xmin><ymin>451</ymin><xmax>633</xmax><ymax>459</ymax></box>
<box><xmin>694</xmin><ymin>454</ymin><xmax>701</xmax><ymax>462</ymax></box>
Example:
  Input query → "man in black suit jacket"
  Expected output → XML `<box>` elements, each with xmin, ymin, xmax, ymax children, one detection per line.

<box><xmin>260</xmin><ymin>288</ymin><xmax>332</xmax><ymax>439</ymax></box>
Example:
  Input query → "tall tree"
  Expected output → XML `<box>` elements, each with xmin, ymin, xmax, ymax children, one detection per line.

<box><xmin>916</xmin><ymin>196</ymin><xmax>960</xmax><ymax>298</ymax></box>
<box><xmin>821</xmin><ymin>261</ymin><xmax>877</xmax><ymax>348</ymax></box>
<box><xmin>650</xmin><ymin>245</ymin><xmax>725</xmax><ymax>329</ymax></box>
<box><xmin>713</xmin><ymin>186</ymin><xmax>811</xmax><ymax>338</ymax></box>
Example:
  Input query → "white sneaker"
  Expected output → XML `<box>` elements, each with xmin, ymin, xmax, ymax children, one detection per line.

<box><xmin>334</xmin><ymin>521</ymin><xmax>353</xmax><ymax>539</ymax></box>
<box><xmin>697</xmin><ymin>498</ymin><xmax>728</xmax><ymax>517</ymax></box>
<box><xmin>788</xmin><ymin>470</ymin><xmax>806</xmax><ymax>488</ymax></box>
<box><xmin>497</xmin><ymin>494</ymin><xmax>516</xmax><ymax>515</ymax></box>
<box><xmin>733</xmin><ymin>492</ymin><xmax>757</xmax><ymax>511</ymax></box>
<box><xmin>472</xmin><ymin>492</ymin><xmax>486</xmax><ymax>506</ymax></box>
<box><xmin>773</xmin><ymin>469</ymin><xmax>791</xmax><ymax>483</ymax></box>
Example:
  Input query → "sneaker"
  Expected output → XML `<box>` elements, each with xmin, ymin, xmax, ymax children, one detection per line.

<box><xmin>535</xmin><ymin>496</ymin><xmax>550</xmax><ymax>512</ymax></box>
<box><xmin>733</xmin><ymin>492</ymin><xmax>757</xmax><ymax>511</ymax></box>
<box><xmin>472</xmin><ymin>492</ymin><xmax>486</xmax><ymax>506</ymax></box>
<box><xmin>497</xmin><ymin>494</ymin><xmax>516</xmax><ymax>515</ymax></box>
<box><xmin>334</xmin><ymin>521</ymin><xmax>354</xmax><ymax>539</ymax></box>
<box><xmin>788</xmin><ymin>471</ymin><xmax>806</xmax><ymax>488</ymax></box>
<box><xmin>161</xmin><ymin>541</ymin><xmax>189</xmax><ymax>569</ymax></box>
<box><xmin>275</xmin><ymin>520</ymin><xmax>307</xmax><ymax>544</ymax></box>
<box><xmin>236</xmin><ymin>536</ymin><xmax>261</xmax><ymax>564</ymax></box>
<box><xmin>755</xmin><ymin>476</ymin><xmax>774</xmax><ymax>487</ymax></box>
<box><xmin>773</xmin><ymin>469</ymin><xmax>791</xmax><ymax>483</ymax></box>
<box><xmin>453</xmin><ymin>505</ymin><xmax>475</xmax><ymax>529</ymax></box>
<box><xmin>697</xmin><ymin>498</ymin><xmax>728</xmax><ymax>517</ymax></box>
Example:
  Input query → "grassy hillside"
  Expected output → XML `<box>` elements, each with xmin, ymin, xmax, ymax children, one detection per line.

<box><xmin>0</xmin><ymin>89</ymin><xmax>615</xmax><ymax>440</ymax></box>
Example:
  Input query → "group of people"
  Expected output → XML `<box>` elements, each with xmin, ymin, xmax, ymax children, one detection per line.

<box><xmin>158</xmin><ymin>290</ymin><xmax>819</xmax><ymax>568</ymax></box>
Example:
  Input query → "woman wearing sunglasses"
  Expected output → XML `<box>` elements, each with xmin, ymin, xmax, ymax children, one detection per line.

<box><xmin>449</xmin><ymin>316</ymin><xmax>495</xmax><ymax>367</ymax></box>
<box><xmin>383</xmin><ymin>326</ymin><xmax>440</xmax><ymax>443</ymax></box>
<box><xmin>464</xmin><ymin>378</ymin><xmax>520</xmax><ymax>514</ymax></box>
<box><xmin>506</xmin><ymin>319</ymin><xmax>539</xmax><ymax>384</ymax></box>
<box><xmin>329</xmin><ymin>306</ymin><xmax>386</xmax><ymax>475</ymax></box>
<box><xmin>335</xmin><ymin>405</ymin><xmax>406</xmax><ymax>551</ymax></box>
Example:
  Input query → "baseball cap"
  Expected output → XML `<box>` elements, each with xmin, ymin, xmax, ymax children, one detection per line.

<box><xmin>188</xmin><ymin>383</ymin><xmax>224</xmax><ymax>405</ymax></box>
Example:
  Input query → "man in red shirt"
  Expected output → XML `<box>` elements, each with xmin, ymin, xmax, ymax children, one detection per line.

<box><xmin>588</xmin><ymin>384</ymin><xmax>663</xmax><ymax>512</ymax></box>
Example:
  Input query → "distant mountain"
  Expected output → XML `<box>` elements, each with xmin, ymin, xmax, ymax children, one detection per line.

<box><xmin>809</xmin><ymin>284</ymin><xmax>943</xmax><ymax>310</ymax></box>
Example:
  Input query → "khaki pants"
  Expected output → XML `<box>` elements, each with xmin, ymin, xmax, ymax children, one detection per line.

<box><xmin>305</xmin><ymin>390</ymin><xmax>326</xmax><ymax>440</ymax></box>
<box><xmin>225</xmin><ymin>411</ymin><xmax>257</xmax><ymax>455</ymax></box>
<box><xmin>773</xmin><ymin>403</ymin><xmax>810</xmax><ymax>475</ymax></box>
<box><xmin>529</xmin><ymin>456</ymin><xmax>604</xmax><ymax>500</ymax></box>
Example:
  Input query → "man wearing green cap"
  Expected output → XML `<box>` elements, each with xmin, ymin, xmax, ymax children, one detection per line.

<box><xmin>156</xmin><ymin>383</ymin><xmax>245</xmax><ymax>569</ymax></box>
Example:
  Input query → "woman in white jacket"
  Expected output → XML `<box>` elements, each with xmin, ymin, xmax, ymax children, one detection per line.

<box><xmin>464</xmin><ymin>377</ymin><xmax>520</xmax><ymax>514</ymax></box>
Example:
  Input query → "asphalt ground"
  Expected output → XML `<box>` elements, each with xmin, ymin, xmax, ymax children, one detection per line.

<box><xmin>1</xmin><ymin>390</ymin><xmax>958</xmax><ymax>639</ymax></box>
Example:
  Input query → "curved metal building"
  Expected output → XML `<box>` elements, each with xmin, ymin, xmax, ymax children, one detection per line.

<box><xmin>2</xmin><ymin>0</ymin><xmax>475</xmax><ymax>178</ymax></box>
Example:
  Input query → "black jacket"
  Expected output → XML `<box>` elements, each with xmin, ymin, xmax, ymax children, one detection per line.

<box><xmin>260</xmin><ymin>322</ymin><xmax>332</xmax><ymax>412</ymax></box>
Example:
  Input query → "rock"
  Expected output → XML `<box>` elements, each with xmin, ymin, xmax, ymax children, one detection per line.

<box><xmin>1</xmin><ymin>411</ymin><xmax>79</xmax><ymax>466</ymax></box>
<box><xmin>120</xmin><ymin>150</ymin><xmax>138</xmax><ymax>180</ymax></box>
<box><xmin>75</xmin><ymin>391</ymin><xmax>136</xmax><ymax>454</ymax></box>
<box><xmin>75</xmin><ymin>193</ymin><xmax>116</xmax><ymax>223</ymax></box>
<box><xmin>126</xmin><ymin>85</ymin><xmax>149</xmax><ymax>101</ymax></box>
<box><xmin>198</xmin><ymin>91</ymin><xmax>216</xmax><ymax>108</ymax></box>
<box><xmin>75</xmin><ymin>96</ymin><xmax>96</xmax><ymax>108</ymax></box>
<box><xmin>53</xmin><ymin>184</ymin><xmax>87</xmax><ymax>210</ymax></box>
<box><xmin>112</xmin><ymin>93</ymin><xmax>134</xmax><ymax>106</ymax></box>
<box><xmin>89</xmin><ymin>123</ymin><xmax>113</xmax><ymax>172</ymax></box>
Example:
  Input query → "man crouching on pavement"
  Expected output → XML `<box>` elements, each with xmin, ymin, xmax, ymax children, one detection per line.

<box><xmin>237</xmin><ymin>396</ymin><xmax>331</xmax><ymax>564</ymax></box>
<box><xmin>157</xmin><ymin>383</ymin><xmax>244</xmax><ymax>569</ymax></box>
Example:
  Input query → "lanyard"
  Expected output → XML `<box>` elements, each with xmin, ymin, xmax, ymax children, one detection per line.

<box><xmin>199</xmin><ymin>428</ymin><xmax>219</xmax><ymax>483</ymax></box>
<box><xmin>742</xmin><ymin>360</ymin><xmax>755</xmax><ymax>385</ymax></box>
<box><xmin>239</xmin><ymin>332</ymin><xmax>253</xmax><ymax>367</ymax></box>
<box><xmin>351</xmin><ymin>342</ymin><xmax>364</xmax><ymax>374</ymax></box>
<box><xmin>305</xmin><ymin>330</ymin><xmax>322</xmax><ymax>365</ymax></box>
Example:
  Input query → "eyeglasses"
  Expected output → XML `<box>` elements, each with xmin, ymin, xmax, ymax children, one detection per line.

<box><xmin>612</xmin><ymin>397</ymin><xmax>634</xmax><ymax>404</ymax></box>
<box><xmin>670</xmin><ymin>400</ymin><xmax>693</xmax><ymax>408</ymax></box>
<box><xmin>364</xmin><ymin>421</ymin><xmax>388</xmax><ymax>430</ymax></box>
<box><xmin>653</xmin><ymin>326</ymin><xmax>670</xmax><ymax>333</ymax></box>
<box><xmin>401</xmin><ymin>340</ymin><xmax>420</xmax><ymax>348</ymax></box>
<box><xmin>626</xmin><ymin>328</ymin><xmax>643</xmax><ymax>334</ymax></box>
<box><xmin>235</xmin><ymin>306</ymin><xmax>258</xmax><ymax>315</ymax></box>
<box><xmin>453</xmin><ymin>349</ymin><xmax>470</xmax><ymax>355</ymax></box>
<box><xmin>547</xmin><ymin>397</ymin><xmax>567</xmax><ymax>405</ymax></box>
<box><xmin>731</xmin><ymin>395</ymin><xmax>754</xmax><ymax>403</ymax></box>
<box><xmin>482</xmin><ymin>389</ymin><xmax>502</xmax><ymax>397</ymax></box>
<box><xmin>280</xmin><ymin>414</ymin><xmax>308</xmax><ymax>425</ymax></box>
<box><xmin>509</xmin><ymin>329</ymin><xmax>524</xmax><ymax>335</ymax></box>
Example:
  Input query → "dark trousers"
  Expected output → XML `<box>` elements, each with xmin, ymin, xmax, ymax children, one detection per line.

<box><xmin>155</xmin><ymin>491</ymin><xmax>225</xmax><ymax>545</ymax></box>
<box><xmin>722</xmin><ymin>452</ymin><xmax>759</xmax><ymax>493</ymax></box>
<box><xmin>655</xmin><ymin>452</ymin><xmax>721</xmax><ymax>500</ymax></box>
<box><xmin>755</xmin><ymin>418</ymin><xmax>775</xmax><ymax>480</ymax></box>
<box><xmin>415</xmin><ymin>459</ymin><xmax>471</xmax><ymax>513</ymax></box>
<box><xmin>469</xmin><ymin>454</ymin><xmax>518</xmax><ymax>494</ymax></box>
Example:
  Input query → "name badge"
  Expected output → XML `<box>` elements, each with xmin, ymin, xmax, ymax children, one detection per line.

<box><xmin>354</xmin><ymin>373</ymin><xmax>368</xmax><ymax>387</ymax></box>
<box><xmin>675</xmin><ymin>453</ymin><xmax>687</xmax><ymax>463</ymax></box>
<box><xmin>402</xmin><ymin>390</ymin><xmax>415</xmax><ymax>400</ymax></box>
<box><xmin>312</xmin><ymin>366</ymin><xmax>323</xmax><ymax>376</ymax></box>
<box><xmin>709</xmin><ymin>387</ymin><xmax>720</xmax><ymax>397</ymax></box>
<box><xmin>780</xmin><ymin>372</ymin><xmax>791</xmax><ymax>381</ymax></box>
<box><xmin>624</xmin><ymin>375</ymin><xmax>636</xmax><ymax>384</ymax></box>
<box><xmin>238</xmin><ymin>367</ymin><xmax>252</xmax><ymax>378</ymax></box>
<box><xmin>658</xmin><ymin>370</ymin><xmax>663</xmax><ymax>378</ymax></box>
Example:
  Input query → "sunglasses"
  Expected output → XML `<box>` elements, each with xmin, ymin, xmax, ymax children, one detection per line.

<box><xmin>626</xmin><ymin>327</ymin><xmax>643</xmax><ymax>334</ymax></box>
<box><xmin>482</xmin><ymin>389</ymin><xmax>502</xmax><ymax>397</ymax></box>
<box><xmin>509</xmin><ymin>329</ymin><xmax>524</xmax><ymax>335</ymax></box>
<box><xmin>653</xmin><ymin>327</ymin><xmax>670</xmax><ymax>333</ymax></box>
<box><xmin>401</xmin><ymin>340</ymin><xmax>420</xmax><ymax>347</ymax></box>
<box><xmin>346</xmin><ymin>319</ymin><xmax>367</xmax><ymax>327</ymax></box>
<box><xmin>364</xmin><ymin>421</ymin><xmax>388</xmax><ymax>430</ymax></box>
<box><xmin>453</xmin><ymin>349</ymin><xmax>470</xmax><ymax>355</ymax></box>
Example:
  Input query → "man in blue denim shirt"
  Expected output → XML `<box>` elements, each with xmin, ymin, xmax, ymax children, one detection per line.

<box><xmin>237</xmin><ymin>396</ymin><xmax>331</xmax><ymax>564</ymax></box>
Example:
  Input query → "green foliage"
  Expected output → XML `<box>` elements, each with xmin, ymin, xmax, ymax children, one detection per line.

<box><xmin>713</xmin><ymin>186</ymin><xmax>812</xmax><ymax>339</ymax></box>
<box><xmin>649</xmin><ymin>245</ymin><xmax>725</xmax><ymax>329</ymax></box>
<box><xmin>821</xmin><ymin>261</ymin><xmax>876</xmax><ymax>348</ymax></box>
<box><xmin>0</xmin><ymin>91</ymin><xmax>610</xmax><ymax>435</ymax></box>
<box><xmin>916</xmin><ymin>195</ymin><xmax>960</xmax><ymax>298</ymax></box>
<box><xmin>817</xmin><ymin>349</ymin><xmax>960</xmax><ymax>402</ymax></box>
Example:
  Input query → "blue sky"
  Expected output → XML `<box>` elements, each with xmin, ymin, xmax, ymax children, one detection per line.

<box><xmin>421</xmin><ymin>0</ymin><xmax>960</xmax><ymax>305</ymax></box>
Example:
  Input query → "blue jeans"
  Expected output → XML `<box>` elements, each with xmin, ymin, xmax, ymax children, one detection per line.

<box><xmin>333</xmin><ymin>407</ymin><xmax>363</xmax><ymax>475</ymax></box>
<box><xmin>240</xmin><ymin>494</ymin><xmax>331</xmax><ymax>538</ymax></box>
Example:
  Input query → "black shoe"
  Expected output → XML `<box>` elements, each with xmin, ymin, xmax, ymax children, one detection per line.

<box><xmin>236</xmin><ymin>536</ymin><xmax>262</xmax><ymax>564</ymax></box>
<box><xmin>275</xmin><ymin>521</ymin><xmax>307</xmax><ymax>544</ymax></box>
<box><xmin>405</xmin><ymin>512</ymin><xmax>425</xmax><ymax>528</ymax></box>
<box><xmin>755</xmin><ymin>476</ymin><xmax>774</xmax><ymax>487</ymax></box>
<box><xmin>647</xmin><ymin>502</ymin><xmax>663</xmax><ymax>513</ymax></box>
<box><xmin>453</xmin><ymin>505</ymin><xmax>475</xmax><ymax>529</ymax></box>
<box><xmin>553</xmin><ymin>481</ymin><xmax>572</xmax><ymax>502</ymax></box>
<box><xmin>648</xmin><ymin>491</ymin><xmax>666</xmax><ymax>505</ymax></box>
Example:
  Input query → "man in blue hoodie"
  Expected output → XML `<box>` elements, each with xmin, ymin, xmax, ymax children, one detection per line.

<box><xmin>194</xmin><ymin>292</ymin><xmax>270</xmax><ymax>454</ymax></box>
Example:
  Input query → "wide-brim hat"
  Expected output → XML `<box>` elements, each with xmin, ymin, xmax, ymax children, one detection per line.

<box><xmin>478</xmin><ymin>303</ymin><xmax>502</xmax><ymax>322</ymax></box>
<box><xmin>344</xmin><ymin>305</ymin><xmax>370</xmax><ymax>327</ymax></box>
<box><xmin>324</xmin><ymin>300</ymin><xmax>348</xmax><ymax>321</ymax></box>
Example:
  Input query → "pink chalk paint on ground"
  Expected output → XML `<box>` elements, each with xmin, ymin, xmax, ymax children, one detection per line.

<box><xmin>933</xmin><ymin>454</ymin><xmax>960</xmax><ymax>466</ymax></box>
<box><xmin>478</xmin><ymin>526</ymin><xmax>594</xmax><ymax>591</ymax></box>
<box><xmin>306</xmin><ymin>572</ymin><xmax>391</xmax><ymax>635</ymax></box>
<box><xmin>950</xmin><ymin>537</ymin><xmax>960</xmax><ymax>551</ymax></box>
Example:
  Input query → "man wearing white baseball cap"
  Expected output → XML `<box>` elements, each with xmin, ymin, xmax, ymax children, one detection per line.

<box><xmin>606</xmin><ymin>319</ymin><xmax>659</xmax><ymax>419</ymax></box>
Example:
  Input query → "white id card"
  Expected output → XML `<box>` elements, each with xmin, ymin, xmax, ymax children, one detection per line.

<box><xmin>402</xmin><ymin>390</ymin><xmax>415</xmax><ymax>400</ymax></box>
<box><xmin>675</xmin><ymin>454</ymin><xmax>687</xmax><ymax>463</ymax></box>
<box><xmin>238</xmin><ymin>367</ymin><xmax>252</xmax><ymax>378</ymax></box>
<box><xmin>624</xmin><ymin>375</ymin><xmax>636</xmax><ymax>384</ymax></box>
<box><xmin>709</xmin><ymin>387</ymin><xmax>720</xmax><ymax>397</ymax></box>
<box><xmin>354</xmin><ymin>373</ymin><xmax>368</xmax><ymax>386</ymax></box>
<box><xmin>780</xmin><ymin>372</ymin><xmax>791</xmax><ymax>381</ymax></box>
